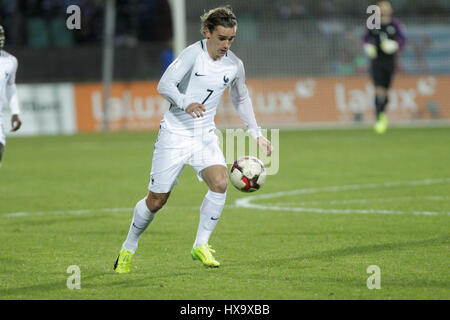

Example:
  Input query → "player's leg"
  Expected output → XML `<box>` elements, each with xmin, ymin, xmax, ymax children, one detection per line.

<box><xmin>372</xmin><ymin>64</ymin><xmax>388</xmax><ymax>133</ymax></box>
<box><xmin>115</xmin><ymin>189</ymin><xmax>178</xmax><ymax>273</ymax></box>
<box><xmin>190</xmin><ymin>163</ymin><xmax>228</xmax><ymax>268</ymax></box>
<box><xmin>0</xmin><ymin>122</ymin><xmax>5</xmax><ymax>167</ymax></box>
<box><xmin>114</xmin><ymin>191</ymin><xmax>172</xmax><ymax>274</ymax></box>
<box><xmin>381</xmin><ymin>61</ymin><xmax>395</xmax><ymax>116</ymax></box>
<box><xmin>187</xmin><ymin>129</ymin><xmax>228</xmax><ymax>267</ymax></box>
<box><xmin>375</xmin><ymin>86</ymin><xmax>388</xmax><ymax>119</ymax></box>
<box><xmin>114</xmin><ymin>127</ymin><xmax>186</xmax><ymax>273</ymax></box>
<box><xmin>0</xmin><ymin>143</ymin><xmax>4</xmax><ymax>167</ymax></box>
<box><xmin>371</xmin><ymin>60</ymin><xmax>389</xmax><ymax>120</ymax></box>
<box><xmin>372</xmin><ymin>60</ymin><xmax>394</xmax><ymax>134</ymax></box>
<box><xmin>194</xmin><ymin>164</ymin><xmax>228</xmax><ymax>248</ymax></box>
<box><xmin>374</xmin><ymin>84</ymin><xmax>389</xmax><ymax>134</ymax></box>
<box><xmin>121</xmin><ymin>191</ymin><xmax>171</xmax><ymax>253</ymax></box>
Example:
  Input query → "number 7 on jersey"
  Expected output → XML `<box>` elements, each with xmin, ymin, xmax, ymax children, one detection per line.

<box><xmin>202</xmin><ymin>89</ymin><xmax>214</xmax><ymax>104</ymax></box>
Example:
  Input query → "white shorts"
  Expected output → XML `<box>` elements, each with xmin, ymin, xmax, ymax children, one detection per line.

<box><xmin>0</xmin><ymin>120</ymin><xmax>5</xmax><ymax>146</ymax></box>
<box><xmin>148</xmin><ymin>127</ymin><xmax>226</xmax><ymax>193</ymax></box>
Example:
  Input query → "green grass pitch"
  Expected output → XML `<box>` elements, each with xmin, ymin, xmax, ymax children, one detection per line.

<box><xmin>0</xmin><ymin>126</ymin><xmax>449</xmax><ymax>300</ymax></box>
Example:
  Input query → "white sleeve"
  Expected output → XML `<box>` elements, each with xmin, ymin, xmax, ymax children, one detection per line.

<box><xmin>229</xmin><ymin>59</ymin><xmax>261</xmax><ymax>139</ymax></box>
<box><xmin>157</xmin><ymin>44</ymin><xmax>200</xmax><ymax>111</ymax></box>
<box><xmin>6</xmin><ymin>57</ymin><xmax>20</xmax><ymax>115</ymax></box>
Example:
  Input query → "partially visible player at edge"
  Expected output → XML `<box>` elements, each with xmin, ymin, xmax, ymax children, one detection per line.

<box><xmin>114</xmin><ymin>6</ymin><xmax>273</xmax><ymax>271</ymax></box>
<box><xmin>363</xmin><ymin>1</ymin><xmax>406</xmax><ymax>134</ymax></box>
<box><xmin>0</xmin><ymin>25</ymin><xmax>21</xmax><ymax>167</ymax></box>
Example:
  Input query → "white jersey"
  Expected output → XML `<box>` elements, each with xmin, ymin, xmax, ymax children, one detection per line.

<box><xmin>0</xmin><ymin>50</ymin><xmax>19</xmax><ymax>116</ymax></box>
<box><xmin>157</xmin><ymin>39</ymin><xmax>261</xmax><ymax>139</ymax></box>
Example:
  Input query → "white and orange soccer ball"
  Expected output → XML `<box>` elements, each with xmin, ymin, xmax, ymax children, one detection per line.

<box><xmin>229</xmin><ymin>156</ymin><xmax>266</xmax><ymax>192</ymax></box>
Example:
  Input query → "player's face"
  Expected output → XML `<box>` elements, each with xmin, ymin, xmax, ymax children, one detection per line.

<box><xmin>379</xmin><ymin>1</ymin><xmax>393</xmax><ymax>17</ymax></box>
<box><xmin>205</xmin><ymin>25</ymin><xmax>236</xmax><ymax>60</ymax></box>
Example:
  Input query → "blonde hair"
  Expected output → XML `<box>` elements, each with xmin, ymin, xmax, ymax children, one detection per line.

<box><xmin>200</xmin><ymin>6</ymin><xmax>237</xmax><ymax>36</ymax></box>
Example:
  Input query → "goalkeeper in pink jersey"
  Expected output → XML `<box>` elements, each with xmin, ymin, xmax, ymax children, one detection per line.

<box><xmin>363</xmin><ymin>1</ymin><xmax>406</xmax><ymax>134</ymax></box>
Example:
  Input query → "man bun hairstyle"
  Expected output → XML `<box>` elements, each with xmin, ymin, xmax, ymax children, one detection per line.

<box><xmin>200</xmin><ymin>6</ymin><xmax>237</xmax><ymax>36</ymax></box>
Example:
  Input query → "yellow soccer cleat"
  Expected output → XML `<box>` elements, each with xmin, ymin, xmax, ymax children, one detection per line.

<box><xmin>374</xmin><ymin>113</ymin><xmax>388</xmax><ymax>134</ymax></box>
<box><xmin>191</xmin><ymin>244</ymin><xmax>220</xmax><ymax>268</ymax></box>
<box><xmin>114</xmin><ymin>249</ymin><xmax>135</xmax><ymax>273</ymax></box>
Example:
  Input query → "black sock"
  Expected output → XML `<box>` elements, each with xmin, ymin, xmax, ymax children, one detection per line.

<box><xmin>381</xmin><ymin>96</ymin><xmax>389</xmax><ymax>114</ymax></box>
<box><xmin>375</xmin><ymin>95</ymin><xmax>387</xmax><ymax>119</ymax></box>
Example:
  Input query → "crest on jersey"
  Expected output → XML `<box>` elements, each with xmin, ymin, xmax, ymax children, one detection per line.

<box><xmin>386</xmin><ymin>25</ymin><xmax>396</xmax><ymax>35</ymax></box>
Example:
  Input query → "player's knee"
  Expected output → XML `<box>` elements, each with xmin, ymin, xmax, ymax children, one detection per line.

<box><xmin>146</xmin><ymin>196</ymin><xmax>168</xmax><ymax>213</ymax></box>
<box><xmin>375</xmin><ymin>87</ymin><xmax>387</xmax><ymax>97</ymax></box>
<box><xmin>209</xmin><ymin>179</ymin><xmax>228</xmax><ymax>194</ymax></box>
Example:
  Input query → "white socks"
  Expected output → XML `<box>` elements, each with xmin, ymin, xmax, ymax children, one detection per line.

<box><xmin>194</xmin><ymin>190</ymin><xmax>227</xmax><ymax>249</ymax></box>
<box><xmin>122</xmin><ymin>198</ymin><xmax>155</xmax><ymax>253</ymax></box>
<box><xmin>122</xmin><ymin>191</ymin><xmax>226</xmax><ymax>252</ymax></box>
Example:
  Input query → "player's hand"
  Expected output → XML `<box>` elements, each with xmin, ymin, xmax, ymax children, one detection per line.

<box><xmin>257</xmin><ymin>135</ymin><xmax>272</xmax><ymax>156</ymax></box>
<box><xmin>185</xmin><ymin>103</ymin><xmax>206</xmax><ymax>118</ymax></box>
<box><xmin>10</xmin><ymin>114</ymin><xmax>21</xmax><ymax>132</ymax></box>
<box><xmin>380</xmin><ymin>39</ymin><xmax>399</xmax><ymax>55</ymax></box>
<box><xmin>364</xmin><ymin>43</ymin><xmax>377</xmax><ymax>59</ymax></box>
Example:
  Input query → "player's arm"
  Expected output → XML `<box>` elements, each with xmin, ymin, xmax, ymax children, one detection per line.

<box><xmin>6</xmin><ymin>57</ymin><xmax>21</xmax><ymax>132</ymax></box>
<box><xmin>362</xmin><ymin>29</ymin><xmax>377</xmax><ymax>59</ymax></box>
<box><xmin>230</xmin><ymin>60</ymin><xmax>272</xmax><ymax>156</ymax></box>
<box><xmin>380</xmin><ymin>19</ymin><xmax>406</xmax><ymax>55</ymax></box>
<box><xmin>392</xmin><ymin>18</ymin><xmax>406</xmax><ymax>50</ymax></box>
<box><xmin>157</xmin><ymin>44</ymin><xmax>205</xmax><ymax>118</ymax></box>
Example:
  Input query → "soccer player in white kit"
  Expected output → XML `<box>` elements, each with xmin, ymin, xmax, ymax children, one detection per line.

<box><xmin>114</xmin><ymin>6</ymin><xmax>272</xmax><ymax>271</ymax></box>
<box><xmin>0</xmin><ymin>25</ymin><xmax>22</xmax><ymax>167</ymax></box>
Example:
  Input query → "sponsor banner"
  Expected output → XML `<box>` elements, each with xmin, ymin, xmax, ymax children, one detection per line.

<box><xmin>219</xmin><ymin>75</ymin><xmax>450</xmax><ymax>125</ymax></box>
<box><xmin>73</xmin><ymin>82</ymin><xmax>169</xmax><ymax>132</ymax></box>
<box><xmin>73</xmin><ymin>75</ymin><xmax>450</xmax><ymax>132</ymax></box>
<box><xmin>3</xmin><ymin>83</ymin><xmax>76</xmax><ymax>137</ymax></box>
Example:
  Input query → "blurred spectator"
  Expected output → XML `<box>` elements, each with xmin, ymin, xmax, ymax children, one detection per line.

<box><xmin>316</xmin><ymin>0</ymin><xmax>345</xmax><ymax>74</ymax></box>
<box><xmin>0</xmin><ymin>0</ymin><xmax>173</xmax><ymax>47</ymax></box>
<box><xmin>0</xmin><ymin>0</ymin><xmax>25</xmax><ymax>45</ymax></box>
<box><xmin>317</xmin><ymin>1</ymin><xmax>344</xmax><ymax>36</ymax></box>
<box><xmin>276</xmin><ymin>0</ymin><xmax>308</xmax><ymax>20</ymax></box>
<box><xmin>331</xmin><ymin>30</ymin><xmax>366</xmax><ymax>76</ymax></box>
<box><xmin>115</xmin><ymin>0</ymin><xmax>138</xmax><ymax>46</ymax></box>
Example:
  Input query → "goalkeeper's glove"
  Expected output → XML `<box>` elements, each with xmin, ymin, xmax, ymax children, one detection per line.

<box><xmin>380</xmin><ymin>39</ymin><xmax>399</xmax><ymax>55</ymax></box>
<box><xmin>364</xmin><ymin>43</ymin><xmax>377</xmax><ymax>59</ymax></box>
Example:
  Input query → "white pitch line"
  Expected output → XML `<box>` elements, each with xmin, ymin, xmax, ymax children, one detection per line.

<box><xmin>234</xmin><ymin>203</ymin><xmax>445</xmax><ymax>216</ymax></box>
<box><xmin>1</xmin><ymin>207</ymin><xmax>133</xmax><ymax>218</ymax></box>
<box><xmin>235</xmin><ymin>178</ymin><xmax>450</xmax><ymax>216</ymax></box>
<box><xmin>1</xmin><ymin>205</ymin><xmax>240</xmax><ymax>218</ymax></box>
<box><xmin>270</xmin><ymin>196</ymin><xmax>450</xmax><ymax>206</ymax></box>
<box><xmin>2</xmin><ymin>179</ymin><xmax>449</xmax><ymax>218</ymax></box>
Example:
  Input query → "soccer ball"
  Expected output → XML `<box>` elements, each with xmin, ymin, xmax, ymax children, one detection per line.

<box><xmin>229</xmin><ymin>156</ymin><xmax>266</xmax><ymax>192</ymax></box>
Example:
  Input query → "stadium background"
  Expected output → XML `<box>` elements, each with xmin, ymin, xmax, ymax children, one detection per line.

<box><xmin>1</xmin><ymin>0</ymin><xmax>450</xmax><ymax>135</ymax></box>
